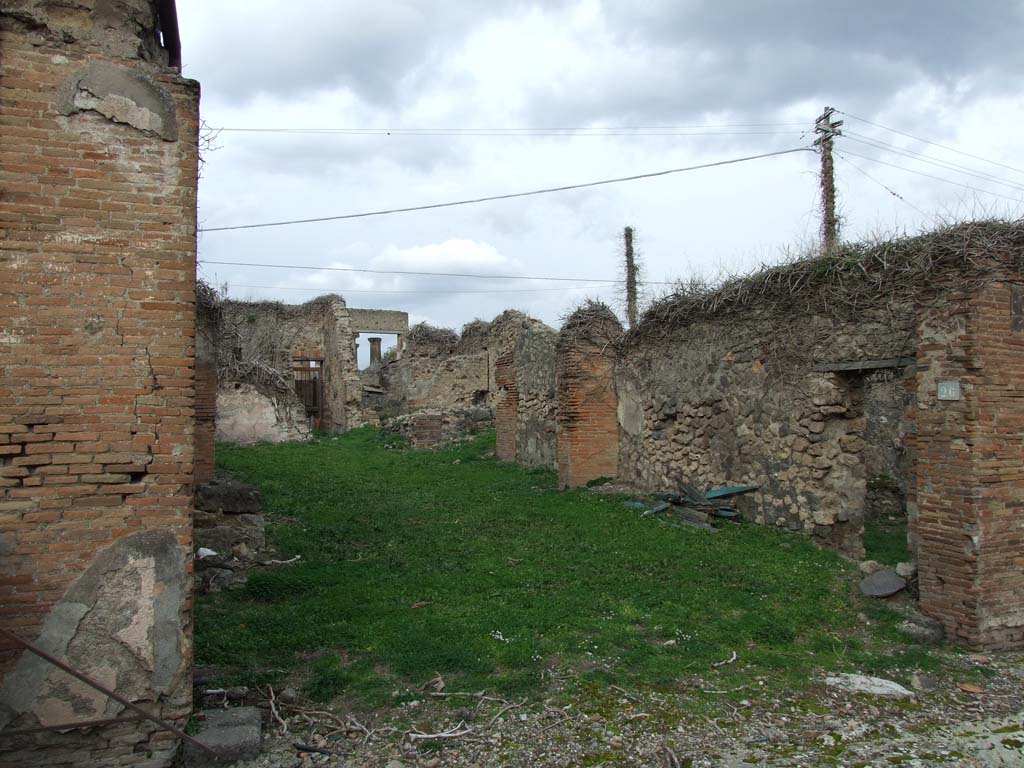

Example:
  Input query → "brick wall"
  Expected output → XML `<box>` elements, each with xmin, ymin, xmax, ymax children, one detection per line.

<box><xmin>494</xmin><ymin>351</ymin><xmax>517</xmax><ymax>462</ymax></box>
<box><xmin>0</xmin><ymin>5</ymin><xmax>200</xmax><ymax>765</ymax></box>
<box><xmin>556</xmin><ymin>307</ymin><xmax>622</xmax><ymax>488</ymax></box>
<box><xmin>194</xmin><ymin>362</ymin><xmax>217</xmax><ymax>484</ymax></box>
<box><xmin>914</xmin><ymin>281</ymin><xmax>1024</xmax><ymax>649</ymax></box>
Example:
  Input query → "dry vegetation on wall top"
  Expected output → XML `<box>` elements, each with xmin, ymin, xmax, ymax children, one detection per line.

<box><xmin>404</xmin><ymin>322</ymin><xmax>459</xmax><ymax>355</ymax></box>
<box><xmin>196</xmin><ymin>281</ymin><xmax>343</xmax><ymax>393</ymax></box>
<box><xmin>558</xmin><ymin>300</ymin><xmax>624</xmax><ymax>349</ymax></box>
<box><xmin>632</xmin><ymin>218</ymin><xmax>1024</xmax><ymax>342</ymax></box>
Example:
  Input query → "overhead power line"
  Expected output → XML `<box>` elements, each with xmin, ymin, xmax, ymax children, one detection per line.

<box><xmin>839</xmin><ymin>149</ymin><xmax>1024</xmax><ymax>204</ymax></box>
<box><xmin>842</xmin><ymin>131</ymin><xmax>1024</xmax><ymax>193</ymax></box>
<box><xmin>220</xmin><ymin>283</ymin><xmax>616</xmax><ymax>295</ymax></box>
<box><xmin>212</xmin><ymin>122</ymin><xmax>808</xmax><ymax>135</ymax></box>
<box><xmin>837</xmin><ymin>110</ymin><xmax>1024</xmax><ymax>177</ymax></box>
<box><xmin>198</xmin><ymin>146</ymin><xmax>813</xmax><ymax>233</ymax></box>
<box><xmin>198</xmin><ymin>260</ymin><xmax>673</xmax><ymax>285</ymax></box>
<box><xmin>835</xmin><ymin>153</ymin><xmax>928</xmax><ymax>217</ymax></box>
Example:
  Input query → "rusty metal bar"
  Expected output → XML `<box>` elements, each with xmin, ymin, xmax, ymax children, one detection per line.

<box><xmin>0</xmin><ymin>628</ymin><xmax>218</xmax><ymax>757</ymax></box>
<box><xmin>0</xmin><ymin>714</ymin><xmax>145</xmax><ymax>738</ymax></box>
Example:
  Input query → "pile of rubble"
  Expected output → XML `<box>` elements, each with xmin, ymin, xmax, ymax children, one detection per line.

<box><xmin>194</xmin><ymin>477</ymin><xmax>296</xmax><ymax>594</ymax></box>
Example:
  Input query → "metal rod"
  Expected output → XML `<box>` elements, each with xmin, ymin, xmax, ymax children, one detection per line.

<box><xmin>0</xmin><ymin>715</ymin><xmax>145</xmax><ymax>738</ymax></box>
<box><xmin>0</xmin><ymin>628</ymin><xmax>218</xmax><ymax>757</ymax></box>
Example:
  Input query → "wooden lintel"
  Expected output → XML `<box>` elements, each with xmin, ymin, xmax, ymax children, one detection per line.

<box><xmin>813</xmin><ymin>357</ymin><xmax>916</xmax><ymax>373</ymax></box>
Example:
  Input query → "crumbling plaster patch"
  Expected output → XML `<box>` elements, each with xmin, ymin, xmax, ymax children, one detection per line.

<box><xmin>57</xmin><ymin>61</ymin><xmax>177</xmax><ymax>140</ymax></box>
<box><xmin>0</xmin><ymin>530</ymin><xmax>186</xmax><ymax>730</ymax></box>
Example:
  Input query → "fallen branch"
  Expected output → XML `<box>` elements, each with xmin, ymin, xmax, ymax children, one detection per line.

<box><xmin>266</xmin><ymin>685</ymin><xmax>288</xmax><ymax>735</ymax></box>
<box><xmin>712</xmin><ymin>650</ymin><xmax>738</xmax><ymax>668</ymax></box>
<box><xmin>263</xmin><ymin>555</ymin><xmax>302</xmax><ymax>566</ymax></box>
<box><xmin>405</xmin><ymin>721</ymin><xmax>474</xmax><ymax>742</ymax></box>
<box><xmin>487</xmin><ymin>697</ymin><xmax>527</xmax><ymax>728</ymax></box>
<box><xmin>293</xmin><ymin>742</ymin><xmax>333</xmax><ymax>756</ymax></box>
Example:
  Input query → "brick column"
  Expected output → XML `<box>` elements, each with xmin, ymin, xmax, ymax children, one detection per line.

<box><xmin>194</xmin><ymin>362</ymin><xmax>217</xmax><ymax>484</ymax></box>
<box><xmin>914</xmin><ymin>281</ymin><xmax>1024</xmax><ymax>650</ymax></box>
<box><xmin>494</xmin><ymin>351</ymin><xmax>518</xmax><ymax>462</ymax></box>
<box><xmin>369</xmin><ymin>337</ymin><xmax>383</xmax><ymax>365</ymax></box>
<box><xmin>0</xmin><ymin>14</ymin><xmax>200</xmax><ymax>766</ymax></box>
<box><xmin>556</xmin><ymin>307</ymin><xmax>622</xmax><ymax>488</ymax></box>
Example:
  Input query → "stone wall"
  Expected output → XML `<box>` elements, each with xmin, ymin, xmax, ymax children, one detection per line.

<box><xmin>212</xmin><ymin>295</ymin><xmax>364</xmax><ymax>434</ymax></box>
<box><xmin>215</xmin><ymin>383</ymin><xmax>311</xmax><ymax>445</ymax></box>
<box><xmin>493</xmin><ymin>223</ymin><xmax>1024</xmax><ymax>650</ymax></box>
<box><xmin>615</xmin><ymin>307</ymin><xmax>918</xmax><ymax>557</ymax></box>
<box><xmin>377</xmin><ymin>313</ymin><xmax>556</xmax><ymax>431</ymax></box>
<box><xmin>503</xmin><ymin>324</ymin><xmax>559</xmax><ymax>468</ymax></box>
<box><xmin>0</xmin><ymin>3</ymin><xmax>199</xmax><ymax>765</ymax></box>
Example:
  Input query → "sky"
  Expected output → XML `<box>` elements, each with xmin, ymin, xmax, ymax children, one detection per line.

<box><xmin>177</xmin><ymin>1</ymin><xmax>1024</xmax><ymax>364</ymax></box>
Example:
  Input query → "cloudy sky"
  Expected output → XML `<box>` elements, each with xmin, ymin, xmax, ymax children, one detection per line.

<box><xmin>177</xmin><ymin>1</ymin><xmax>1024</xmax><ymax>363</ymax></box>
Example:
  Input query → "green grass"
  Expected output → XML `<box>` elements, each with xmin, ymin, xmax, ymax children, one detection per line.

<box><xmin>195</xmin><ymin>428</ymin><xmax>923</xmax><ymax>705</ymax></box>
<box><xmin>864</xmin><ymin>517</ymin><xmax>909</xmax><ymax>566</ymax></box>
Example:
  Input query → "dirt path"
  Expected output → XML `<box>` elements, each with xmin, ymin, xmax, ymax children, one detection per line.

<box><xmin>225</xmin><ymin>654</ymin><xmax>1023</xmax><ymax>767</ymax></box>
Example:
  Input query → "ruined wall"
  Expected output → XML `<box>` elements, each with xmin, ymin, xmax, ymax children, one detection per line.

<box><xmin>616</xmin><ymin>305</ymin><xmax>918</xmax><ymax>557</ymax></box>
<box><xmin>0</xmin><ymin>2</ymin><xmax>199</xmax><ymax>764</ymax></box>
<box><xmin>912</xmin><ymin>281</ymin><xmax>1024</xmax><ymax>649</ymax></box>
<box><xmin>217</xmin><ymin>295</ymin><xmax>364</xmax><ymax>434</ymax></box>
<box><xmin>557</xmin><ymin>305</ymin><xmax>622</xmax><ymax>488</ymax></box>
<box><xmin>215</xmin><ymin>383</ymin><xmax>311</xmax><ymax>445</ymax></box>
<box><xmin>194</xmin><ymin>291</ymin><xmax>218</xmax><ymax>483</ymax></box>
<box><xmin>514</xmin><ymin>325</ymin><xmax>559</xmax><ymax>467</ymax></box>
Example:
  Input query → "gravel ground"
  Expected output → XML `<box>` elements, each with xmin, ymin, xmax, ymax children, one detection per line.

<box><xmin>215</xmin><ymin>652</ymin><xmax>1024</xmax><ymax>768</ymax></box>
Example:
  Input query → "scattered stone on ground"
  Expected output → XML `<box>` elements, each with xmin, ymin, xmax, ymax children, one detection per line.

<box><xmin>218</xmin><ymin>653</ymin><xmax>1024</xmax><ymax>767</ymax></box>
<box><xmin>193</xmin><ymin>475</ymin><xmax>301</xmax><ymax>594</ymax></box>
<box><xmin>900</xmin><ymin>612</ymin><xmax>946</xmax><ymax>645</ymax></box>
<box><xmin>824</xmin><ymin>672</ymin><xmax>915</xmax><ymax>698</ymax></box>
<box><xmin>896</xmin><ymin>561</ymin><xmax>918</xmax><ymax>579</ymax></box>
<box><xmin>185</xmin><ymin>706</ymin><xmax>263</xmax><ymax>767</ymax></box>
<box><xmin>859</xmin><ymin>568</ymin><xmax>907</xmax><ymax>597</ymax></box>
<box><xmin>858</xmin><ymin>559</ymin><xmax>884</xmax><ymax>575</ymax></box>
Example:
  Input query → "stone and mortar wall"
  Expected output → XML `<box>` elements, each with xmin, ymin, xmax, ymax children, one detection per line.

<box><xmin>493</xmin><ymin>324</ymin><xmax>559</xmax><ymax>467</ymax></box>
<box><xmin>0</xmin><ymin>3</ymin><xmax>199</xmax><ymax>765</ymax></box>
<box><xmin>216</xmin><ymin>295</ymin><xmax>364</xmax><ymax>435</ymax></box>
<box><xmin>381</xmin><ymin>312</ymin><xmax>557</xmax><ymax>418</ymax></box>
<box><xmin>616</xmin><ymin>304</ymin><xmax>919</xmax><ymax>557</ymax></box>
<box><xmin>492</xmin><ymin>225</ymin><xmax>1024</xmax><ymax>650</ymax></box>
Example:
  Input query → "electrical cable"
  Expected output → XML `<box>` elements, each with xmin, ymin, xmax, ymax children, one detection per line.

<box><xmin>837</xmin><ymin>110</ymin><xmax>1024</xmax><ymax>176</ymax></box>
<box><xmin>198</xmin><ymin>260</ymin><xmax>672</xmax><ymax>285</ymax></box>
<box><xmin>219</xmin><ymin>282</ymin><xmax>617</xmax><ymax>295</ymax></box>
<box><xmin>842</xmin><ymin>132</ymin><xmax>1024</xmax><ymax>193</ymax></box>
<box><xmin>835</xmin><ymin>153</ymin><xmax>928</xmax><ymax>217</ymax></box>
<box><xmin>197</xmin><ymin>146</ymin><xmax>814</xmax><ymax>233</ymax></box>
<box><xmin>838</xmin><ymin>149</ymin><xmax>1024</xmax><ymax>204</ymax></box>
<box><xmin>210</xmin><ymin>122</ymin><xmax>808</xmax><ymax>135</ymax></box>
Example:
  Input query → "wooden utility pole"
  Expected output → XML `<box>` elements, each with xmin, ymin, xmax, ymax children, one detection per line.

<box><xmin>624</xmin><ymin>226</ymin><xmax>638</xmax><ymax>328</ymax></box>
<box><xmin>814</xmin><ymin>106</ymin><xmax>843</xmax><ymax>253</ymax></box>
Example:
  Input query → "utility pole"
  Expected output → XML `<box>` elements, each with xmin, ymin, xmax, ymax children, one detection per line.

<box><xmin>623</xmin><ymin>226</ymin><xmax>638</xmax><ymax>328</ymax></box>
<box><xmin>814</xmin><ymin>106</ymin><xmax>843</xmax><ymax>253</ymax></box>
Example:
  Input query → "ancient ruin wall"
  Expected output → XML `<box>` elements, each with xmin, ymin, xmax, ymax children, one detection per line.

<box><xmin>510</xmin><ymin>325</ymin><xmax>559</xmax><ymax>467</ymax></box>
<box><xmin>214</xmin><ymin>295</ymin><xmax>364</xmax><ymax>436</ymax></box>
<box><xmin>0</xmin><ymin>3</ymin><xmax>199</xmax><ymax>765</ymax></box>
<box><xmin>912</xmin><ymin>281</ymin><xmax>1024</xmax><ymax>649</ymax></box>
<box><xmin>557</xmin><ymin>305</ymin><xmax>622</xmax><ymax>488</ymax></box>
<box><xmin>616</xmin><ymin>304</ymin><xmax>919</xmax><ymax>557</ymax></box>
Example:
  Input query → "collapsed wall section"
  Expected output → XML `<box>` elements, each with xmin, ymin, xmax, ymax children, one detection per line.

<box><xmin>209</xmin><ymin>295</ymin><xmax>363</xmax><ymax>440</ymax></box>
<box><xmin>0</xmin><ymin>3</ymin><xmax>199</xmax><ymax>764</ymax></box>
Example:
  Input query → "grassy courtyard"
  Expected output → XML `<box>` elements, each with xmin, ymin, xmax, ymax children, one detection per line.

<box><xmin>196</xmin><ymin>429</ymin><xmax>933</xmax><ymax>707</ymax></box>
